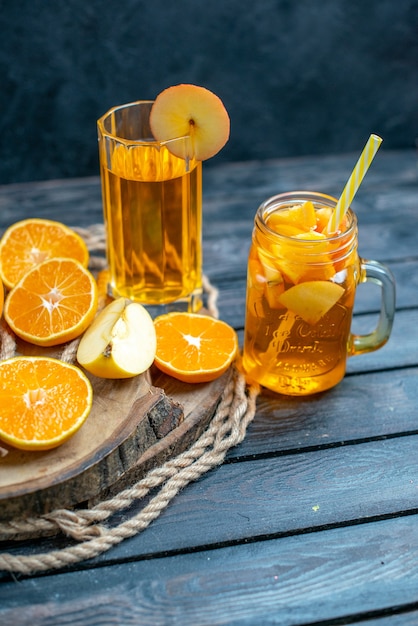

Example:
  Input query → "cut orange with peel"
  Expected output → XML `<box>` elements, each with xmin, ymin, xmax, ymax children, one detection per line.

<box><xmin>0</xmin><ymin>356</ymin><xmax>93</xmax><ymax>450</ymax></box>
<box><xmin>153</xmin><ymin>312</ymin><xmax>238</xmax><ymax>383</ymax></box>
<box><xmin>0</xmin><ymin>218</ymin><xmax>89</xmax><ymax>290</ymax></box>
<box><xmin>4</xmin><ymin>258</ymin><xmax>98</xmax><ymax>347</ymax></box>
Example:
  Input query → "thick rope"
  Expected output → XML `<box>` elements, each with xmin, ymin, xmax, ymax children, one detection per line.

<box><xmin>0</xmin><ymin>318</ymin><xmax>16</xmax><ymax>361</ymax></box>
<box><xmin>0</xmin><ymin>224</ymin><xmax>260</xmax><ymax>574</ymax></box>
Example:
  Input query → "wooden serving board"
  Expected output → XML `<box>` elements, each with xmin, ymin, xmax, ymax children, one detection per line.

<box><xmin>0</xmin><ymin>335</ymin><xmax>232</xmax><ymax>526</ymax></box>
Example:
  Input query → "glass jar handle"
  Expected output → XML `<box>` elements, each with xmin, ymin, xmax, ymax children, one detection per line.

<box><xmin>349</xmin><ymin>260</ymin><xmax>396</xmax><ymax>356</ymax></box>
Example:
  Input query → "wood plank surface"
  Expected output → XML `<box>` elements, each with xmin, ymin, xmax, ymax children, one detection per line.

<box><xmin>1</xmin><ymin>150</ymin><xmax>417</xmax><ymax>626</ymax></box>
<box><xmin>1</xmin><ymin>516</ymin><xmax>418</xmax><ymax>625</ymax></box>
<box><xmin>2</xmin><ymin>426</ymin><xmax>418</xmax><ymax>573</ymax></box>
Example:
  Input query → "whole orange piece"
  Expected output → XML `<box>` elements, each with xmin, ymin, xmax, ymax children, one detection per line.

<box><xmin>0</xmin><ymin>218</ymin><xmax>89</xmax><ymax>290</ymax></box>
<box><xmin>153</xmin><ymin>312</ymin><xmax>238</xmax><ymax>383</ymax></box>
<box><xmin>4</xmin><ymin>257</ymin><xmax>98</xmax><ymax>346</ymax></box>
<box><xmin>0</xmin><ymin>356</ymin><xmax>93</xmax><ymax>450</ymax></box>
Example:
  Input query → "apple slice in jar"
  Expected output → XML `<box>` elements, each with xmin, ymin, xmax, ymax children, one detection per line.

<box><xmin>278</xmin><ymin>280</ymin><xmax>345</xmax><ymax>325</ymax></box>
<box><xmin>257</xmin><ymin>249</ymin><xmax>285</xmax><ymax>309</ymax></box>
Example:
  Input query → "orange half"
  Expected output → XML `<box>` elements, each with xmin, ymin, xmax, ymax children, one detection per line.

<box><xmin>4</xmin><ymin>257</ymin><xmax>98</xmax><ymax>346</ymax></box>
<box><xmin>0</xmin><ymin>218</ymin><xmax>89</xmax><ymax>289</ymax></box>
<box><xmin>0</xmin><ymin>356</ymin><xmax>93</xmax><ymax>450</ymax></box>
<box><xmin>153</xmin><ymin>312</ymin><xmax>238</xmax><ymax>383</ymax></box>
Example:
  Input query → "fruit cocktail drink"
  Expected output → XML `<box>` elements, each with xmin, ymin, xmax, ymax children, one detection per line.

<box><xmin>242</xmin><ymin>191</ymin><xmax>395</xmax><ymax>395</ymax></box>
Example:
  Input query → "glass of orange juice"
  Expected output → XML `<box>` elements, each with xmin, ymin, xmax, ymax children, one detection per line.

<box><xmin>97</xmin><ymin>101</ymin><xmax>202</xmax><ymax>314</ymax></box>
<box><xmin>242</xmin><ymin>191</ymin><xmax>396</xmax><ymax>395</ymax></box>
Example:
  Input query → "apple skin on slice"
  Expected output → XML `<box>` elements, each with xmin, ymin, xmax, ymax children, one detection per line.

<box><xmin>149</xmin><ymin>84</ymin><xmax>230</xmax><ymax>161</ymax></box>
<box><xmin>77</xmin><ymin>298</ymin><xmax>157</xmax><ymax>379</ymax></box>
<box><xmin>278</xmin><ymin>281</ymin><xmax>345</xmax><ymax>325</ymax></box>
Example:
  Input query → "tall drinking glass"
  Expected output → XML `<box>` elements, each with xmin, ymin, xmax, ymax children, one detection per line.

<box><xmin>97</xmin><ymin>101</ymin><xmax>202</xmax><ymax>314</ymax></box>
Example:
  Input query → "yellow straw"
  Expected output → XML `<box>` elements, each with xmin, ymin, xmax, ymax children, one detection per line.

<box><xmin>326</xmin><ymin>134</ymin><xmax>383</xmax><ymax>234</ymax></box>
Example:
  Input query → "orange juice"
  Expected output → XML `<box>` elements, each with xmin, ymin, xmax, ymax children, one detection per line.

<box><xmin>98</xmin><ymin>101</ymin><xmax>202</xmax><ymax>312</ymax></box>
<box><xmin>242</xmin><ymin>191</ymin><xmax>395</xmax><ymax>395</ymax></box>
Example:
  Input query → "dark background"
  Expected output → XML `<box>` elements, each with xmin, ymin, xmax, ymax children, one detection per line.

<box><xmin>0</xmin><ymin>0</ymin><xmax>417</xmax><ymax>184</ymax></box>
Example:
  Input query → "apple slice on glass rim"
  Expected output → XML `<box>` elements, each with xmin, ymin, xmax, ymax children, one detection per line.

<box><xmin>149</xmin><ymin>84</ymin><xmax>230</xmax><ymax>161</ymax></box>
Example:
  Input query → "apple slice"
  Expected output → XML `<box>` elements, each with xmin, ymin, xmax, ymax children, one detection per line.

<box><xmin>77</xmin><ymin>298</ymin><xmax>156</xmax><ymax>379</ymax></box>
<box><xmin>278</xmin><ymin>281</ymin><xmax>345</xmax><ymax>325</ymax></box>
<box><xmin>149</xmin><ymin>84</ymin><xmax>230</xmax><ymax>161</ymax></box>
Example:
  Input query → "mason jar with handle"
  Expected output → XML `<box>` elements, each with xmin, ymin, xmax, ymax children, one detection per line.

<box><xmin>242</xmin><ymin>191</ymin><xmax>396</xmax><ymax>396</ymax></box>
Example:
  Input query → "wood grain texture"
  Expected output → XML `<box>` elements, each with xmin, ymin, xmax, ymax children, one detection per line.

<box><xmin>1</xmin><ymin>516</ymin><xmax>418</xmax><ymax>626</ymax></box>
<box><xmin>2</xmin><ymin>430</ymin><xmax>418</xmax><ymax>574</ymax></box>
<box><xmin>232</xmin><ymin>367</ymin><xmax>418</xmax><ymax>458</ymax></box>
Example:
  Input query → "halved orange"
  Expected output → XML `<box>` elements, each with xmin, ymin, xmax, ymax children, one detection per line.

<box><xmin>153</xmin><ymin>312</ymin><xmax>238</xmax><ymax>383</ymax></box>
<box><xmin>0</xmin><ymin>218</ymin><xmax>89</xmax><ymax>289</ymax></box>
<box><xmin>0</xmin><ymin>356</ymin><xmax>93</xmax><ymax>450</ymax></box>
<box><xmin>0</xmin><ymin>277</ymin><xmax>3</xmax><ymax>317</ymax></box>
<box><xmin>4</xmin><ymin>258</ymin><xmax>98</xmax><ymax>346</ymax></box>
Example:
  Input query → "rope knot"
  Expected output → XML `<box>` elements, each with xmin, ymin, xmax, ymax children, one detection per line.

<box><xmin>44</xmin><ymin>509</ymin><xmax>106</xmax><ymax>541</ymax></box>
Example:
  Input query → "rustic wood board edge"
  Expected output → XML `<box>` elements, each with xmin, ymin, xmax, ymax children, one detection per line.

<box><xmin>0</xmin><ymin>368</ymin><xmax>232</xmax><ymax>529</ymax></box>
<box><xmin>0</xmin><ymin>387</ymin><xmax>167</xmax><ymax>523</ymax></box>
<box><xmin>90</xmin><ymin>367</ymin><xmax>234</xmax><ymax>505</ymax></box>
